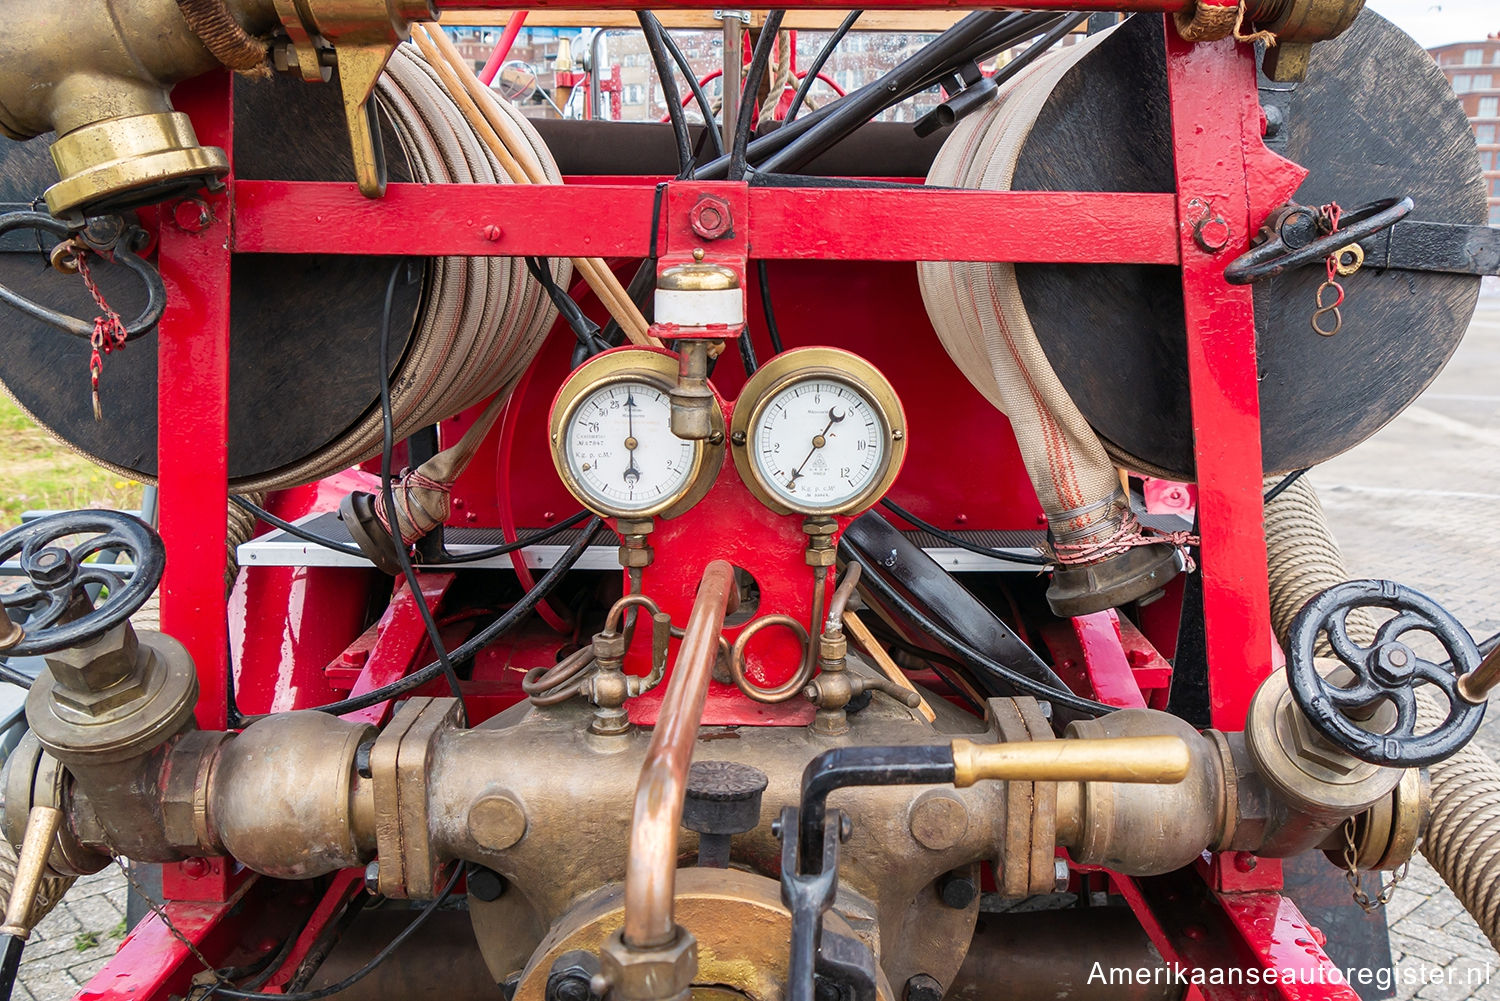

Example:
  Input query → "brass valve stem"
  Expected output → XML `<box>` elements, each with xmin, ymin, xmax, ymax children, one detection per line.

<box><xmin>950</xmin><ymin>736</ymin><xmax>1192</xmax><ymax>787</ymax></box>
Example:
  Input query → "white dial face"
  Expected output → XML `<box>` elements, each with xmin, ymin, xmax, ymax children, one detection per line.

<box><xmin>564</xmin><ymin>381</ymin><xmax>697</xmax><ymax>514</ymax></box>
<box><xmin>751</xmin><ymin>379</ymin><xmax>887</xmax><ymax>511</ymax></box>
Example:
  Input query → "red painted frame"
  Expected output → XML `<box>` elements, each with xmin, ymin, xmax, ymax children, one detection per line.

<box><xmin>120</xmin><ymin>10</ymin><xmax>1332</xmax><ymax>999</ymax></box>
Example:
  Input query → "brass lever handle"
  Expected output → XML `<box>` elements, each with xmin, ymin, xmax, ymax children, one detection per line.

<box><xmin>950</xmin><ymin>736</ymin><xmax>1191</xmax><ymax>787</ymax></box>
<box><xmin>0</xmin><ymin>806</ymin><xmax>63</xmax><ymax>938</ymax></box>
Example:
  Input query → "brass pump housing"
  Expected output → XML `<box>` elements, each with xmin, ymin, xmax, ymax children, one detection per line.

<box><xmin>0</xmin><ymin>0</ymin><xmax>433</xmax><ymax>218</ymax></box>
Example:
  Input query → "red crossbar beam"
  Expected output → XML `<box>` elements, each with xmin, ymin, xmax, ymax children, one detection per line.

<box><xmin>231</xmin><ymin>180</ymin><xmax>1181</xmax><ymax>265</ymax></box>
<box><xmin>438</xmin><ymin>0</ymin><xmax>1186</xmax><ymax>9</ymax></box>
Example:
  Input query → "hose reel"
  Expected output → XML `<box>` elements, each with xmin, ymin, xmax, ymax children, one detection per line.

<box><xmin>0</xmin><ymin>45</ymin><xmax>566</xmax><ymax>492</ymax></box>
<box><xmin>918</xmin><ymin>10</ymin><xmax>1487</xmax><ymax>481</ymax></box>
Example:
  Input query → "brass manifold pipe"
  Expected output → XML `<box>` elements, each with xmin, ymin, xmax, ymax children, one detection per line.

<box><xmin>621</xmin><ymin>560</ymin><xmax>739</xmax><ymax>950</ymax></box>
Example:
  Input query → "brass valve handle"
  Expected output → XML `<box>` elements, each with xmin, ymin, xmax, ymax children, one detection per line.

<box><xmin>950</xmin><ymin>736</ymin><xmax>1191</xmax><ymax>787</ymax></box>
<box><xmin>0</xmin><ymin>806</ymin><xmax>64</xmax><ymax>1001</ymax></box>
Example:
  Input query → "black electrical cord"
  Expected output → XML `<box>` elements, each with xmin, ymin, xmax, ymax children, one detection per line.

<box><xmin>783</xmin><ymin>10</ymin><xmax>862</xmax><ymax>124</ymax></box>
<box><xmin>231</xmin><ymin>494</ymin><xmax>590</xmax><ymax>566</ymax></box>
<box><xmin>842</xmin><ymin>537</ymin><xmax>1116</xmax><ymax>717</ymax></box>
<box><xmin>738</xmin><ymin>327</ymin><xmax>760</xmax><ymax>376</ymax></box>
<box><xmin>879</xmin><ymin>497</ymin><xmax>1049</xmax><ymax>566</ymax></box>
<box><xmin>377</xmin><ymin>261</ymin><xmax>468</xmax><ymax>724</ymax></box>
<box><xmin>985</xmin><ymin>12</ymin><xmax>1088</xmax><ymax>92</ymax></box>
<box><xmin>1263</xmin><ymin>468</ymin><xmax>1309</xmax><ymax>505</ymax></box>
<box><xmin>230</xmin><ymin>495</ymin><xmax>366</xmax><ymax>559</ymax></box>
<box><xmin>525</xmin><ymin>257</ymin><xmax>609</xmax><ymax>359</ymax></box>
<box><xmin>204</xmin><ymin>865</ymin><xmax>462</xmax><ymax>1001</ymax></box>
<box><xmin>727</xmin><ymin>10</ymin><xmax>787</xmax><ymax>181</ymax></box>
<box><xmin>307</xmin><ymin>518</ymin><xmax>602</xmax><ymax>717</ymax></box>
<box><xmin>755</xmin><ymin>260</ymin><xmax>785</xmax><ymax>355</ymax></box>
<box><xmin>638</xmin><ymin>11</ymin><xmax>696</xmax><ymax>179</ymax></box>
<box><xmin>648</xmin><ymin>13</ymin><xmax>725</xmax><ymax>159</ymax></box>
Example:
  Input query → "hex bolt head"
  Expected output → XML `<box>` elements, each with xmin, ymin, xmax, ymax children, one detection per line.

<box><xmin>25</xmin><ymin>546</ymin><xmax>75</xmax><ymax>589</ymax></box>
<box><xmin>467</xmin><ymin>864</ymin><xmax>507</xmax><ymax>902</ymax></box>
<box><xmin>904</xmin><ymin>974</ymin><xmax>943</xmax><ymax>1001</ymax></box>
<box><xmin>936</xmin><ymin>870</ymin><xmax>978</xmax><ymax>910</ymax></box>
<box><xmin>1053</xmin><ymin>857</ymin><xmax>1070</xmax><ymax>892</ymax></box>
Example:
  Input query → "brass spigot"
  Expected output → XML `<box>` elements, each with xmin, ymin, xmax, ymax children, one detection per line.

<box><xmin>584</xmin><ymin>596</ymin><xmax>672</xmax><ymax>736</ymax></box>
<box><xmin>950</xmin><ymin>736</ymin><xmax>1192</xmax><ymax>786</ymax></box>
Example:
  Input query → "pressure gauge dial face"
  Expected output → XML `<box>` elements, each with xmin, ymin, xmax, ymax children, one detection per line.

<box><xmin>550</xmin><ymin>350</ymin><xmax>724</xmax><ymax>520</ymax></box>
<box><xmin>732</xmin><ymin>348</ymin><xmax>907</xmax><ymax>517</ymax></box>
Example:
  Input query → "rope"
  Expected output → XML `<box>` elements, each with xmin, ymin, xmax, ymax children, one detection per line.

<box><xmin>1051</xmin><ymin>510</ymin><xmax>1200</xmax><ymax>572</ymax></box>
<box><xmin>1173</xmin><ymin>0</ymin><xmax>1279</xmax><ymax>46</ymax></box>
<box><xmin>760</xmin><ymin>30</ymin><xmax>795</xmax><ymax>126</ymax></box>
<box><xmin>174</xmin><ymin>0</ymin><xmax>271</xmax><ymax>77</ymax></box>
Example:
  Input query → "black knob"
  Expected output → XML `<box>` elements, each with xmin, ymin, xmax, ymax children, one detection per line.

<box><xmin>682</xmin><ymin>760</ymin><xmax>768</xmax><ymax>868</ymax></box>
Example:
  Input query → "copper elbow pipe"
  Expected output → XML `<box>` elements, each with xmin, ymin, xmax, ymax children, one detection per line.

<box><xmin>622</xmin><ymin>560</ymin><xmax>738</xmax><ymax>949</ymax></box>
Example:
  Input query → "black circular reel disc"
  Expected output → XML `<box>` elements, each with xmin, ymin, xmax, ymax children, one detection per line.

<box><xmin>1011</xmin><ymin>11</ymin><xmax>1486</xmax><ymax>479</ymax></box>
<box><xmin>0</xmin><ymin>71</ymin><xmax>423</xmax><ymax>487</ymax></box>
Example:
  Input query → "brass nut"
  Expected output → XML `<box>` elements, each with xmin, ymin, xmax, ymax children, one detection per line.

<box><xmin>42</xmin><ymin>623</ymin><xmax>145</xmax><ymax>710</ymax></box>
<box><xmin>597</xmin><ymin>928</ymin><xmax>698</xmax><ymax>1001</ymax></box>
<box><xmin>470</xmin><ymin>790</ymin><xmax>528</xmax><ymax>851</ymax></box>
<box><xmin>592</xmin><ymin>632</ymin><xmax>628</xmax><ymax>663</ymax></box>
<box><xmin>909</xmin><ymin>790</ymin><xmax>969</xmax><ymax>851</ymax></box>
<box><xmin>618</xmin><ymin>547</ymin><xmax>654</xmax><ymax>569</ymax></box>
<box><xmin>161</xmin><ymin>730</ymin><xmax>231</xmax><ymax>852</ymax></box>
<box><xmin>805</xmin><ymin>548</ymin><xmax>839</xmax><ymax>568</ymax></box>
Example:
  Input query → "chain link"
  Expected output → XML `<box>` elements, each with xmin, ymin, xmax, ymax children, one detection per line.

<box><xmin>1341</xmin><ymin>816</ymin><xmax>1407</xmax><ymax>913</ymax></box>
<box><xmin>111</xmin><ymin>857</ymin><xmax>226</xmax><ymax>983</ymax></box>
<box><xmin>63</xmin><ymin>241</ymin><xmax>130</xmax><ymax>423</ymax></box>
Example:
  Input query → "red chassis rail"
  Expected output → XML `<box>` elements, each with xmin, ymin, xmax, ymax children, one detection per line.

<box><xmin>115</xmin><ymin>9</ymin><xmax>1330</xmax><ymax>1000</ymax></box>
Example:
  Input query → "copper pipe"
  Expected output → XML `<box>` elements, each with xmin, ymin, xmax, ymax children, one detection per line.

<box><xmin>823</xmin><ymin>562</ymin><xmax>862</xmax><ymax>632</ymax></box>
<box><xmin>622</xmin><ymin>560</ymin><xmax>738</xmax><ymax>949</ymax></box>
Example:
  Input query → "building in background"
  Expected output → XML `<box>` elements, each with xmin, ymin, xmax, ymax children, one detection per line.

<box><xmin>1429</xmin><ymin>34</ymin><xmax>1500</xmax><ymax>226</ymax></box>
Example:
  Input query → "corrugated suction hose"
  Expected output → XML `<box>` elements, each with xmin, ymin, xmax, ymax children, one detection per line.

<box><xmin>1263</xmin><ymin>474</ymin><xmax>1500</xmax><ymax>952</ymax></box>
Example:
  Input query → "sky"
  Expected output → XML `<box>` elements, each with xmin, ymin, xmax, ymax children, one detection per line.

<box><xmin>1364</xmin><ymin>0</ymin><xmax>1496</xmax><ymax>48</ymax></box>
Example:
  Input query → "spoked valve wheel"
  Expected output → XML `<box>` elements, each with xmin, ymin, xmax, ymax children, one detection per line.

<box><xmin>1287</xmin><ymin>579</ymin><xmax>1484</xmax><ymax>768</ymax></box>
<box><xmin>0</xmin><ymin>510</ymin><xmax>164</xmax><ymax>657</ymax></box>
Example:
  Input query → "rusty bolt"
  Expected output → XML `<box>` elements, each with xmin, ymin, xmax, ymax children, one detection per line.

<box><xmin>689</xmin><ymin>195</ymin><xmax>733</xmax><ymax>240</ymax></box>
<box><xmin>172</xmin><ymin>198</ymin><xmax>212</xmax><ymax>233</ymax></box>
<box><xmin>483</xmin><ymin>225</ymin><xmax>504</xmax><ymax>242</ymax></box>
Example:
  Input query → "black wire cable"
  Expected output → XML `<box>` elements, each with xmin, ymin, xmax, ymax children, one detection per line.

<box><xmin>308</xmin><ymin>518</ymin><xmax>602</xmax><ymax>717</ymax></box>
<box><xmin>755</xmin><ymin>260</ymin><xmax>784</xmax><ymax>355</ymax></box>
<box><xmin>842</xmin><ymin>537</ymin><xmax>1116</xmax><ymax>717</ymax></box>
<box><xmin>648</xmin><ymin>13</ymin><xmax>724</xmax><ymax>159</ymax></box>
<box><xmin>1263</xmin><ymin>467</ymin><xmax>1309</xmax><ymax>505</ymax></box>
<box><xmin>738</xmin><ymin>327</ymin><xmax>760</xmax><ymax>376</ymax></box>
<box><xmin>783</xmin><ymin>10</ymin><xmax>861</xmax><ymax>123</ymax></box>
<box><xmin>638</xmin><ymin>11</ymin><xmax>696</xmax><ymax>179</ymax></box>
<box><xmin>205</xmin><ymin>865</ymin><xmax>462</xmax><ymax>1001</ymax></box>
<box><xmin>377</xmin><ymin>261</ymin><xmax>468</xmax><ymax>724</ymax></box>
<box><xmin>525</xmin><ymin>256</ymin><xmax>609</xmax><ymax>358</ymax></box>
<box><xmin>231</xmin><ymin>495</ymin><xmax>589</xmax><ymax>566</ymax></box>
<box><xmin>984</xmin><ymin>13</ymin><xmax>1088</xmax><ymax>92</ymax></box>
<box><xmin>879</xmin><ymin>497</ymin><xmax>1049</xmax><ymax>566</ymax></box>
<box><xmin>230</xmin><ymin>495</ymin><xmax>366</xmax><ymax>559</ymax></box>
<box><xmin>727</xmin><ymin>10</ymin><xmax>787</xmax><ymax>181</ymax></box>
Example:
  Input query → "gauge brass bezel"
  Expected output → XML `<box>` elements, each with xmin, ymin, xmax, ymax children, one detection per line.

<box><xmin>549</xmin><ymin>349</ymin><xmax>726</xmax><ymax>520</ymax></box>
<box><xmin>730</xmin><ymin>347</ymin><xmax>907</xmax><ymax>517</ymax></box>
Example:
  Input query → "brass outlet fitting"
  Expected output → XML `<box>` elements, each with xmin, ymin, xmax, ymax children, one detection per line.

<box><xmin>0</xmin><ymin>0</ymin><xmax>434</xmax><ymax>217</ymax></box>
<box><xmin>597</xmin><ymin>927</ymin><xmax>699</xmax><ymax>1001</ymax></box>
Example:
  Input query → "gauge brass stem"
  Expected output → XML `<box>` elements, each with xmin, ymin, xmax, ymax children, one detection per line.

<box><xmin>950</xmin><ymin>736</ymin><xmax>1192</xmax><ymax>787</ymax></box>
<box><xmin>622</xmin><ymin>560</ymin><xmax>738</xmax><ymax>949</ymax></box>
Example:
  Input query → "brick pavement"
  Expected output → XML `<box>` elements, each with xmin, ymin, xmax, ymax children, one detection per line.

<box><xmin>18</xmin><ymin>305</ymin><xmax>1500</xmax><ymax>999</ymax></box>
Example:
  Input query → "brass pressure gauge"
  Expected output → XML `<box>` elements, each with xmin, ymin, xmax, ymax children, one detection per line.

<box><xmin>731</xmin><ymin>348</ymin><xmax>907</xmax><ymax>516</ymax></box>
<box><xmin>550</xmin><ymin>349</ymin><xmax>725</xmax><ymax>519</ymax></box>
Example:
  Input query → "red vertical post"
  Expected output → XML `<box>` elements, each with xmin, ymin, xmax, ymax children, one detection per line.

<box><xmin>1164</xmin><ymin>30</ymin><xmax>1292</xmax><ymax>729</ymax></box>
<box><xmin>157</xmin><ymin>71</ymin><xmax>236</xmax><ymax>903</ymax></box>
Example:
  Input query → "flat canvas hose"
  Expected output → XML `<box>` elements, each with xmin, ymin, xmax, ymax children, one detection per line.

<box><xmin>1263</xmin><ymin>474</ymin><xmax>1500</xmax><ymax>952</ymax></box>
<box><xmin>233</xmin><ymin>44</ymin><xmax>566</xmax><ymax>492</ymax></box>
<box><xmin>916</xmin><ymin>32</ymin><xmax>1121</xmax><ymax>537</ymax></box>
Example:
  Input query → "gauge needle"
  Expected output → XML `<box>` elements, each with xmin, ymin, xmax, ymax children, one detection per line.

<box><xmin>787</xmin><ymin>406</ymin><xmax>845</xmax><ymax>489</ymax></box>
<box><xmin>623</xmin><ymin>391</ymin><xmax>640</xmax><ymax>486</ymax></box>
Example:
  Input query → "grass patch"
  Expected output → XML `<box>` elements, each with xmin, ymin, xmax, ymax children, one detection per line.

<box><xmin>0</xmin><ymin>393</ymin><xmax>140</xmax><ymax>522</ymax></box>
<box><xmin>73</xmin><ymin>931</ymin><xmax>99</xmax><ymax>952</ymax></box>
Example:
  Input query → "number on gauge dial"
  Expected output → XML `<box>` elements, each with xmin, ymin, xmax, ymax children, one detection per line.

<box><xmin>565</xmin><ymin>382</ymin><xmax>695</xmax><ymax>513</ymax></box>
<box><xmin>751</xmin><ymin>380</ymin><xmax>886</xmax><ymax>509</ymax></box>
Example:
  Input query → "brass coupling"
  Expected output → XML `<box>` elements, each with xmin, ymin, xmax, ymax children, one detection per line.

<box><xmin>0</xmin><ymin>0</ymin><xmax>434</xmax><ymax>217</ymax></box>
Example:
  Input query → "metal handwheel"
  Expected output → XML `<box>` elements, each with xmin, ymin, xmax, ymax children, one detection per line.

<box><xmin>1286</xmin><ymin>579</ymin><xmax>1484</xmax><ymax>767</ymax></box>
<box><xmin>0</xmin><ymin>510</ymin><xmax>164</xmax><ymax>656</ymax></box>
